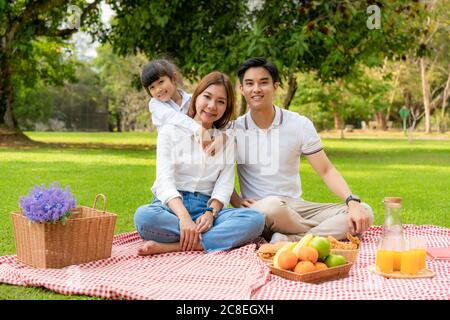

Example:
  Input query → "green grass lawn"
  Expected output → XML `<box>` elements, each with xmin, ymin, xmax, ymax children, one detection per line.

<box><xmin>0</xmin><ymin>131</ymin><xmax>449</xmax><ymax>299</ymax></box>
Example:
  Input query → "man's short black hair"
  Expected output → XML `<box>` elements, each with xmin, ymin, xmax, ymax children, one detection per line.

<box><xmin>237</xmin><ymin>57</ymin><xmax>281</xmax><ymax>85</ymax></box>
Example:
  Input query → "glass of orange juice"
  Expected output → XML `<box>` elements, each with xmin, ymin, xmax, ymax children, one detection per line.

<box><xmin>376</xmin><ymin>236</ymin><xmax>404</xmax><ymax>274</ymax></box>
<box><xmin>400</xmin><ymin>238</ymin><xmax>423</xmax><ymax>275</ymax></box>
<box><xmin>393</xmin><ymin>249</ymin><xmax>403</xmax><ymax>271</ymax></box>
<box><xmin>409</xmin><ymin>237</ymin><xmax>427</xmax><ymax>272</ymax></box>
<box><xmin>376</xmin><ymin>249</ymin><xmax>394</xmax><ymax>273</ymax></box>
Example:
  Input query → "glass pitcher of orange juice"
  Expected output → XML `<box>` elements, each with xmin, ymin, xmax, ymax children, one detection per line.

<box><xmin>376</xmin><ymin>197</ymin><xmax>405</xmax><ymax>273</ymax></box>
<box><xmin>382</xmin><ymin>197</ymin><xmax>404</xmax><ymax>239</ymax></box>
<box><xmin>376</xmin><ymin>236</ymin><xmax>405</xmax><ymax>273</ymax></box>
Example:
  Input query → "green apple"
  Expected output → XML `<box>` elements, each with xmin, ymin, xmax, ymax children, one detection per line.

<box><xmin>308</xmin><ymin>236</ymin><xmax>330</xmax><ymax>260</ymax></box>
<box><xmin>324</xmin><ymin>254</ymin><xmax>346</xmax><ymax>268</ymax></box>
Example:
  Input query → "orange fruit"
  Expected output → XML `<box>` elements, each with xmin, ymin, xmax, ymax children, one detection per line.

<box><xmin>297</xmin><ymin>246</ymin><xmax>319</xmax><ymax>263</ymax></box>
<box><xmin>314</xmin><ymin>262</ymin><xmax>328</xmax><ymax>271</ymax></box>
<box><xmin>277</xmin><ymin>251</ymin><xmax>298</xmax><ymax>270</ymax></box>
<box><xmin>293</xmin><ymin>261</ymin><xmax>316</xmax><ymax>274</ymax></box>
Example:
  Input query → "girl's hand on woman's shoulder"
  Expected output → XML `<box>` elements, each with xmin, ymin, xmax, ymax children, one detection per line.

<box><xmin>197</xmin><ymin>126</ymin><xmax>212</xmax><ymax>150</ymax></box>
<box><xmin>204</xmin><ymin>133</ymin><xmax>227</xmax><ymax>157</ymax></box>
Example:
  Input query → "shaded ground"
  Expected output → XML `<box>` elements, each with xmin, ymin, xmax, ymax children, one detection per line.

<box><xmin>0</xmin><ymin>128</ymin><xmax>37</xmax><ymax>147</ymax></box>
<box><xmin>320</xmin><ymin>129</ymin><xmax>450</xmax><ymax>140</ymax></box>
<box><xmin>0</xmin><ymin>129</ymin><xmax>155</xmax><ymax>151</ymax></box>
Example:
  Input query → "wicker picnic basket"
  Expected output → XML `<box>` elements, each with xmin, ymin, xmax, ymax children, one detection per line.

<box><xmin>11</xmin><ymin>194</ymin><xmax>117</xmax><ymax>269</ymax></box>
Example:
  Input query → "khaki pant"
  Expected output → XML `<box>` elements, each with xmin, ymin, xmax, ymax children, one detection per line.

<box><xmin>251</xmin><ymin>196</ymin><xmax>374</xmax><ymax>241</ymax></box>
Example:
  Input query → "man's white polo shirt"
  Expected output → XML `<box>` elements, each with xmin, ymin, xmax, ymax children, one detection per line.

<box><xmin>234</xmin><ymin>106</ymin><xmax>323</xmax><ymax>200</ymax></box>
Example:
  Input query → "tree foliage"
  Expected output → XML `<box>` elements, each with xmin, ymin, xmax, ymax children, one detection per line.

<box><xmin>0</xmin><ymin>0</ymin><xmax>104</xmax><ymax>130</ymax></box>
<box><xmin>105</xmin><ymin>0</ymin><xmax>248</xmax><ymax>80</ymax></box>
<box><xmin>14</xmin><ymin>62</ymin><xmax>109</xmax><ymax>131</ymax></box>
<box><xmin>292</xmin><ymin>66</ymin><xmax>391</xmax><ymax>131</ymax></box>
<box><xmin>105</xmin><ymin>0</ymin><xmax>426</xmax><ymax>115</ymax></box>
<box><xmin>93</xmin><ymin>45</ymin><xmax>149</xmax><ymax>131</ymax></box>
<box><xmin>246</xmin><ymin>1</ymin><xmax>424</xmax><ymax>79</ymax></box>
<box><xmin>3</xmin><ymin>0</ymin><xmax>445</xmax><ymax>134</ymax></box>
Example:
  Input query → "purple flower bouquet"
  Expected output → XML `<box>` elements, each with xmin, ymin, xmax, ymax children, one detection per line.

<box><xmin>19</xmin><ymin>182</ymin><xmax>76</xmax><ymax>224</ymax></box>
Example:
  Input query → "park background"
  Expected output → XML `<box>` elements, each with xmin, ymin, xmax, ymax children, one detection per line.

<box><xmin>0</xmin><ymin>0</ymin><xmax>449</xmax><ymax>299</ymax></box>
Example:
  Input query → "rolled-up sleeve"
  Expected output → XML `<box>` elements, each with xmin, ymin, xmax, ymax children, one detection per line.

<box><xmin>151</xmin><ymin>125</ymin><xmax>181</xmax><ymax>205</ymax></box>
<box><xmin>208</xmin><ymin>137</ymin><xmax>236</xmax><ymax>208</ymax></box>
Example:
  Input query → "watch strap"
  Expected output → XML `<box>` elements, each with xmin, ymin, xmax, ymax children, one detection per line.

<box><xmin>205</xmin><ymin>207</ymin><xmax>218</xmax><ymax>219</ymax></box>
<box><xmin>345</xmin><ymin>195</ymin><xmax>361</xmax><ymax>206</ymax></box>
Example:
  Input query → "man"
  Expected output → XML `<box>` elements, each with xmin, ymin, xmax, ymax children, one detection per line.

<box><xmin>230</xmin><ymin>57</ymin><xmax>373</xmax><ymax>243</ymax></box>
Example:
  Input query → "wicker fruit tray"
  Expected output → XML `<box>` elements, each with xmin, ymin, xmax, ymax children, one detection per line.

<box><xmin>268</xmin><ymin>262</ymin><xmax>353</xmax><ymax>284</ymax></box>
<box><xmin>331</xmin><ymin>249</ymin><xmax>360</xmax><ymax>263</ymax></box>
<box><xmin>259</xmin><ymin>249</ymin><xmax>359</xmax><ymax>264</ymax></box>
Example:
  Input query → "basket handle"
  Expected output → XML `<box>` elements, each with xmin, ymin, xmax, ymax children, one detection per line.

<box><xmin>93</xmin><ymin>194</ymin><xmax>107</xmax><ymax>211</ymax></box>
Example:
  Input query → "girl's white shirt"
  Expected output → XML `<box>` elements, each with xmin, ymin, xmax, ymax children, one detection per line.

<box><xmin>151</xmin><ymin>124</ymin><xmax>236</xmax><ymax>208</ymax></box>
<box><xmin>148</xmin><ymin>90</ymin><xmax>201</xmax><ymax>133</ymax></box>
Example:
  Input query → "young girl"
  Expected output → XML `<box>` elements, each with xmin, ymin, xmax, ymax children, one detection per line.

<box><xmin>134</xmin><ymin>71</ymin><xmax>264</xmax><ymax>255</ymax></box>
<box><xmin>140</xmin><ymin>59</ymin><xmax>225</xmax><ymax>155</ymax></box>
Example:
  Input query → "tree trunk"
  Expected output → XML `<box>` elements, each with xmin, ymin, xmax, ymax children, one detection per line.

<box><xmin>282</xmin><ymin>70</ymin><xmax>298</xmax><ymax>110</ymax></box>
<box><xmin>438</xmin><ymin>74</ymin><xmax>450</xmax><ymax>133</ymax></box>
<box><xmin>376</xmin><ymin>111</ymin><xmax>387</xmax><ymax>130</ymax></box>
<box><xmin>0</xmin><ymin>49</ymin><xmax>18</xmax><ymax>131</ymax></box>
<box><xmin>116</xmin><ymin>111</ymin><xmax>122</xmax><ymax>132</ymax></box>
<box><xmin>239</xmin><ymin>96</ymin><xmax>247</xmax><ymax>116</ymax></box>
<box><xmin>420</xmin><ymin>57</ymin><xmax>432</xmax><ymax>133</ymax></box>
<box><xmin>385</xmin><ymin>68</ymin><xmax>401</xmax><ymax>124</ymax></box>
<box><xmin>334</xmin><ymin>112</ymin><xmax>344</xmax><ymax>131</ymax></box>
<box><xmin>442</xmin><ymin>74</ymin><xmax>450</xmax><ymax>118</ymax></box>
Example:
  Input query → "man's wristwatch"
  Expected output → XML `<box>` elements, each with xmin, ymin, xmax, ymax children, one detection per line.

<box><xmin>345</xmin><ymin>195</ymin><xmax>361</xmax><ymax>206</ymax></box>
<box><xmin>205</xmin><ymin>207</ymin><xmax>218</xmax><ymax>219</ymax></box>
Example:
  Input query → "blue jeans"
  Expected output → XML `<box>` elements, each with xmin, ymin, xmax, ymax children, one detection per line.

<box><xmin>134</xmin><ymin>191</ymin><xmax>264</xmax><ymax>253</ymax></box>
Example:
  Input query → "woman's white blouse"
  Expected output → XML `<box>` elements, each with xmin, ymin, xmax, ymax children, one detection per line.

<box><xmin>151</xmin><ymin>124</ymin><xmax>236</xmax><ymax>208</ymax></box>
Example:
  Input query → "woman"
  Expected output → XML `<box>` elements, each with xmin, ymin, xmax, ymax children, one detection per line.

<box><xmin>134</xmin><ymin>71</ymin><xmax>264</xmax><ymax>255</ymax></box>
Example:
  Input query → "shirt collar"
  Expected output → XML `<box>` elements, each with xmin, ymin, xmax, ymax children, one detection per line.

<box><xmin>167</xmin><ymin>90</ymin><xmax>191</xmax><ymax>112</ymax></box>
<box><xmin>179</xmin><ymin>90</ymin><xmax>192</xmax><ymax>112</ymax></box>
<box><xmin>244</xmin><ymin>105</ymin><xmax>284</xmax><ymax>130</ymax></box>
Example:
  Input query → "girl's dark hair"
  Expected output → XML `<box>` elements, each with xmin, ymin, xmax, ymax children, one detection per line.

<box><xmin>188</xmin><ymin>71</ymin><xmax>235</xmax><ymax>130</ymax></box>
<box><xmin>237</xmin><ymin>57</ymin><xmax>281</xmax><ymax>85</ymax></box>
<box><xmin>140</xmin><ymin>59</ymin><xmax>181</xmax><ymax>96</ymax></box>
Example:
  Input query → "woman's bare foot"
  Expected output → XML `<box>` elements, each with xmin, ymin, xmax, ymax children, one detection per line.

<box><xmin>137</xmin><ymin>240</ymin><xmax>204</xmax><ymax>256</ymax></box>
<box><xmin>137</xmin><ymin>240</ymin><xmax>174</xmax><ymax>256</ymax></box>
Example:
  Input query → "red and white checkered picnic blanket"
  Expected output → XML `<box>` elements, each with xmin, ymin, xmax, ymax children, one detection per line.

<box><xmin>254</xmin><ymin>225</ymin><xmax>450</xmax><ymax>300</ymax></box>
<box><xmin>0</xmin><ymin>225</ymin><xmax>448</xmax><ymax>300</ymax></box>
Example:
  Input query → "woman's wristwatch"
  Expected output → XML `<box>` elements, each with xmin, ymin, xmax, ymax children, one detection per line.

<box><xmin>205</xmin><ymin>207</ymin><xmax>218</xmax><ymax>219</ymax></box>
